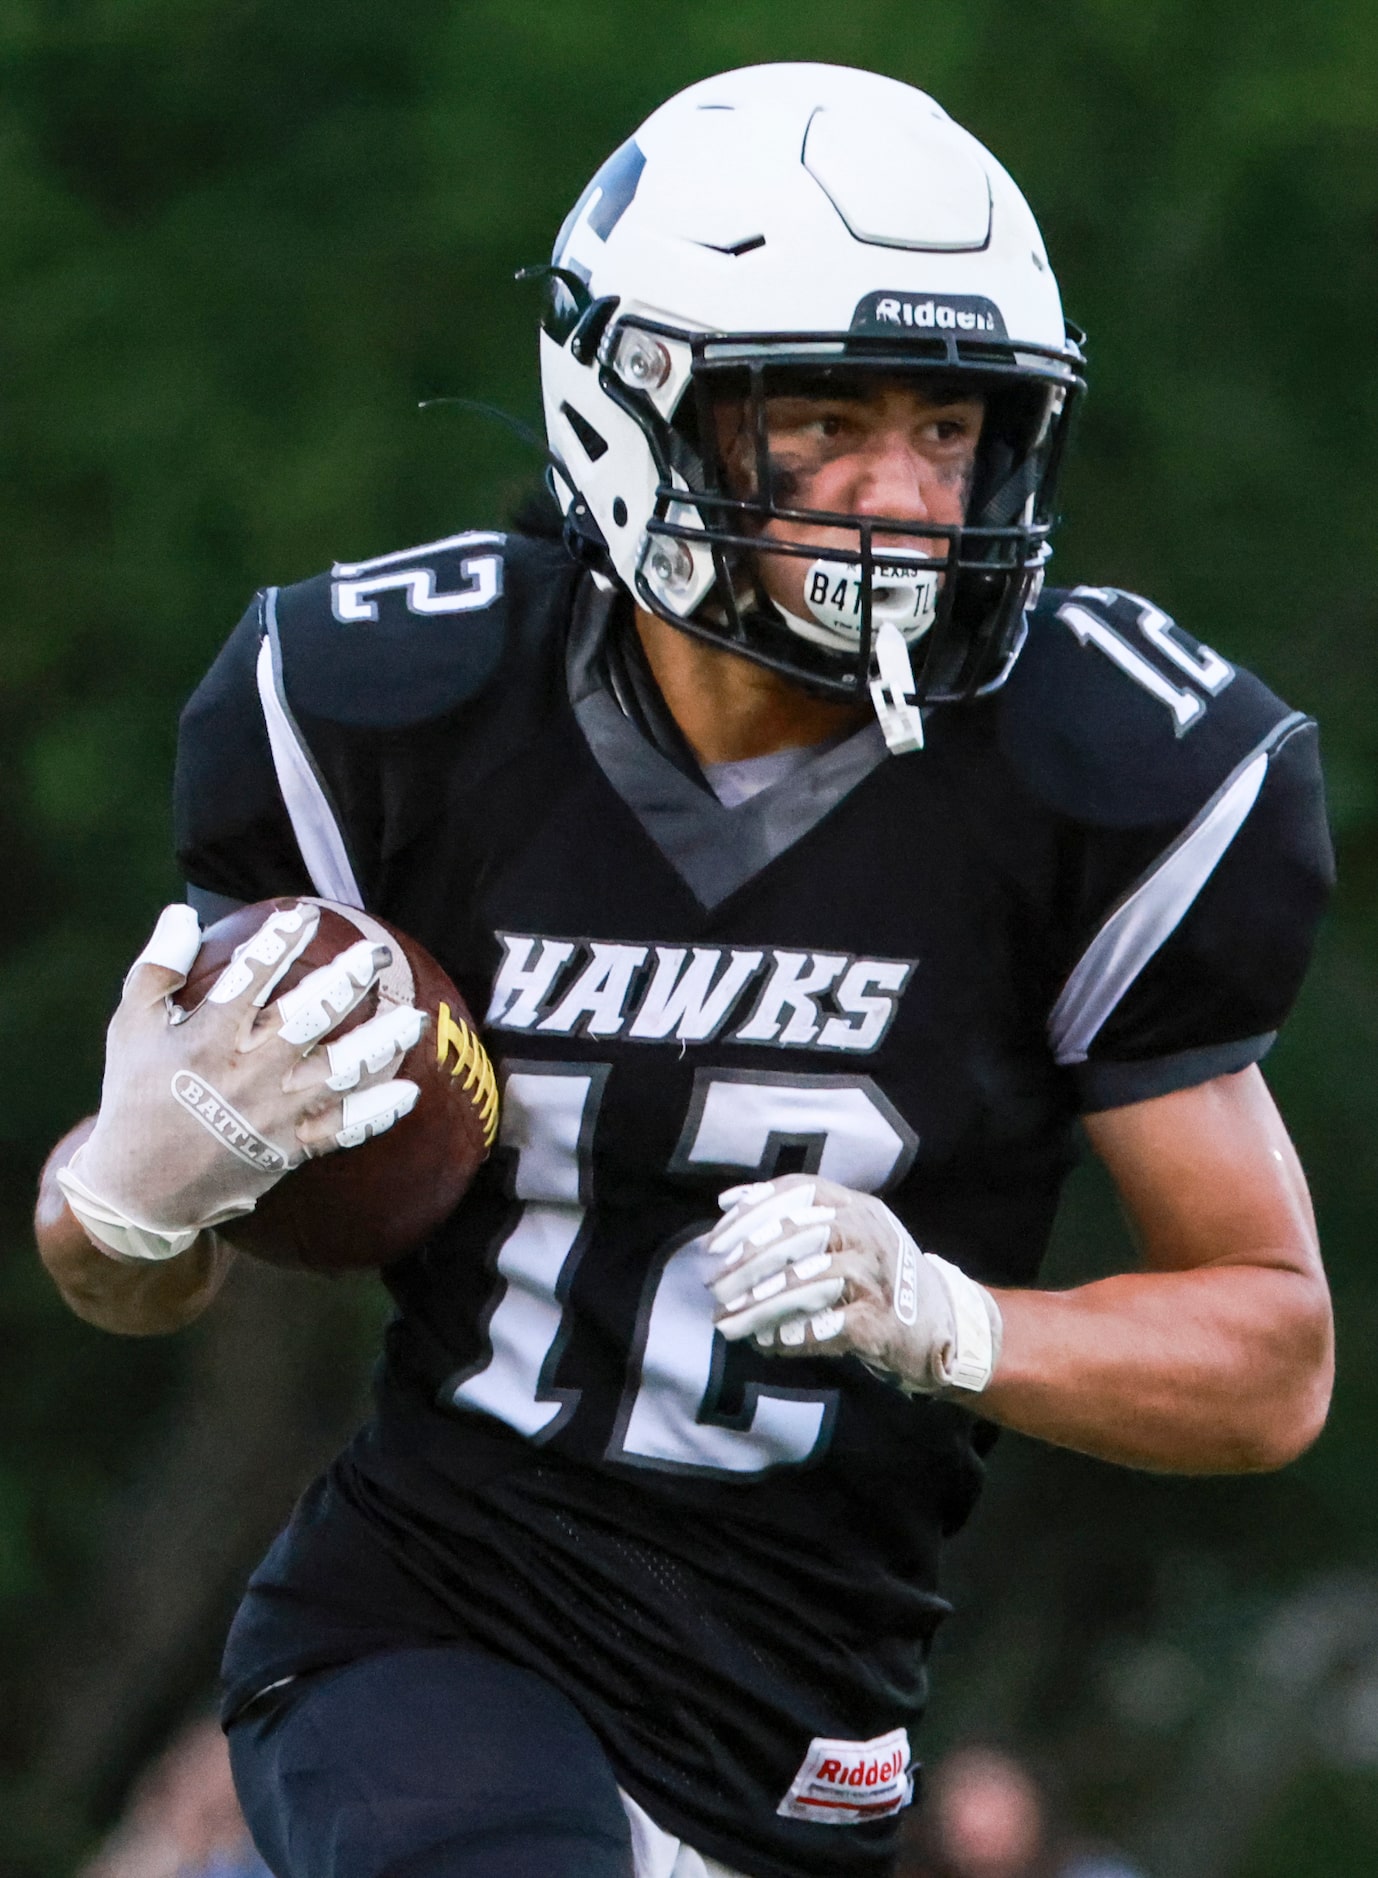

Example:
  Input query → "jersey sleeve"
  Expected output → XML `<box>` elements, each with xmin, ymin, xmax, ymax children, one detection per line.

<box><xmin>175</xmin><ymin>529</ymin><xmax>554</xmax><ymax>916</ymax></box>
<box><xmin>1003</xmin><ymin>586</ymin><xmax>1335</xmax><ymax>1112</ymax></box>
<box><xmin>175</xmin><ymin>591</ymin><xmax>315</xmax><ymax>906</ymax></box>
<box><xmin>1054</xmin><ymin>714</ymin><xmax>1332</xmax><ymax>1109</ymax></box>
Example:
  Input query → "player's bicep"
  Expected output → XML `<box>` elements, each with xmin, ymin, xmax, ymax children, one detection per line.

<box><xmin>1084</xmin><ymin>1067</ymin><xmax>1320</xmax><ymax>1280</ymax></box>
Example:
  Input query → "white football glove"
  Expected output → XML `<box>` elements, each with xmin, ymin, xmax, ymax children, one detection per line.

<box><xmin>706</xmin><ymin>1173</ymin><xmax>1003</xmax><ymax>1396</ymax></box>
<box><xmin>57</xmin><ymin>902</ymin><xmax>423</xmax><ymax>1262</ymax></box>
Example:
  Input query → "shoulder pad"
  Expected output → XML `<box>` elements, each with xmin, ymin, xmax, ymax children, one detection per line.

<box><xmin>271</xmin><ymin>530</ymin><xmax>574</xmax><ymax>729</ymax></box>
<box><xmin>998</xmin><ymin>584</ymin><xmax>1305</xmax><ymax>828</ymax></box>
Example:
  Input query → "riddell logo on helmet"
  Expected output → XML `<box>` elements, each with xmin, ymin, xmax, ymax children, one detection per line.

<box><xmin>777</xmin><ymin>1728</ymin><xmax>914</xmax><ymax>1825</ymax></box>
<box><xmin>850</xmin><ymin>291</ymin><xmax>1007</xmax><ymax>338</ymax></box>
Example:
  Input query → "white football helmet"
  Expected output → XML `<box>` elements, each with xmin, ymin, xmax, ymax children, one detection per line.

<box><xmin>537</xmin><ymin>63</ymin><xmax>1084</xmax><ymax>725</ymax></box>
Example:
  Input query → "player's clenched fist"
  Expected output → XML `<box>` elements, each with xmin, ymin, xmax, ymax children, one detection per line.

<box><xmin>707</xmin><ymin>1174</ymin><xmax>1004</xmax><ymax>1397</ymax></box>
<box><xmin>56</xmin><ymin>902</ymin><xmax>422</xmax><ymax>1263</ymax></box>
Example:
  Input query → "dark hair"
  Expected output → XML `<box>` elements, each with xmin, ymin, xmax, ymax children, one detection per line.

<box><xmin>509</xmin><ymin>480</ymin><xmax>565</xmax><ymax>540</ymax></box>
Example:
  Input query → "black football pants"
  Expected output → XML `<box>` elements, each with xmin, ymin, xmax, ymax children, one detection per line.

<box><xmin>228</xmin><ymin>1643</ymin><xmax>636</xmax><ymax>1877</ymax></box>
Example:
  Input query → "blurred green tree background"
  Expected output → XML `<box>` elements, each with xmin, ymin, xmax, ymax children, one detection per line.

<box><xmin>1</xmin><ymin>2</ymin><xmax>1375</xmax><ymax>1872</ymax></box>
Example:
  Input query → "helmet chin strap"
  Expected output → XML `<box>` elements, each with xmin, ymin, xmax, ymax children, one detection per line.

<box><xmin>771</xmin><ymin>558</ymin><xmax>934</xmax><ymax>755</ymax></box>
<box><xmin>714</xmin><ymin>556</ymin><xmax>930</xmax><ymax>754</ymax></box>
<box><xmin>868</xmin><ymin>622</ymin><xmax>926</xmax><ymax>754</ymax></box>
<box><xmin>766</xmin><ymin>591</ymin><xmax>927</xmax><ymax>754</ymax></box>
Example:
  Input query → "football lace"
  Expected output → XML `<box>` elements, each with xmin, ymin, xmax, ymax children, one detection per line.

<box><xmin>436</xmin><ymin>1002</ymin><xmax>501</xmax><ymax>1148</ymax></box>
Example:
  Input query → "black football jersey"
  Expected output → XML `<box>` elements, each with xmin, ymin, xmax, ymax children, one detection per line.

<box><xmin>177</xmin><ymin>531</ymin><xmax>1332</xmax><ymax>1878</ymax></box>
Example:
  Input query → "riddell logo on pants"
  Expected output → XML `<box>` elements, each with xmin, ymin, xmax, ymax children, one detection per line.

<box><xmin>777</xmin><ymin>1728</ymin><xmax>913</xmax><ymax>1825</ymax></box>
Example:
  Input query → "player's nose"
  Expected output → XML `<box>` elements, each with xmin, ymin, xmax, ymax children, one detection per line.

<box><xmin>849</xmin><ymin>427</ymin><xmax>932</xmax><ymax>520</ymax></box>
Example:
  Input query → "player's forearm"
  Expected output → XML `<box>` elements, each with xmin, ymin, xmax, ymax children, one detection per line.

<box><xmin>36</xmin><ymin>1120</ymin><xmax>236</xmax><ymax>1335</ymax></box>
<box><xmin>980</xmin><ymin>1261</ymin><xmax>1334</xmax><ymax>1473</ymax></box>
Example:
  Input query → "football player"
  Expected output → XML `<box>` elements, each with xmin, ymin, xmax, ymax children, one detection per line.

<box><xmin>37</xmin><ymin>63</ymin><xmax>1334</xmax><ymax>1878</ymax></box>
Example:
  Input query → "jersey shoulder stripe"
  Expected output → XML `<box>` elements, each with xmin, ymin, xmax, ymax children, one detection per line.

<box><xmin>1047</xmin><ymin>708</ymin><xmax>1310</xmax><ymax>1067</ymax></box>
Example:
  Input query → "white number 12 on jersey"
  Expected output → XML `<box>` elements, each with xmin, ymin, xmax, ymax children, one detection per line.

<box><xmin>447</xmin><ymin>1064</ymin><xmax>917</xmax><ymax>1478</ymax></box>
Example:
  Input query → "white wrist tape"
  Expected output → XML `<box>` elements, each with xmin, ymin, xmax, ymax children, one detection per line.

<box><xmin>922</xmin><ymin>1254</ymin><xmax>1002</xmax><ymax>1394</ymax></box>
<box><xmin>56</xmin><ymin>1161</ymin><xmax>205</xmax><ymax>1263</ymax></box>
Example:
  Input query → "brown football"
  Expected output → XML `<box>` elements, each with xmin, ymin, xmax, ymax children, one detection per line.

<box><xmin>175</xmin><ymin>897</ymin><xmax>498</xmax><ymax>1270</ymax></box>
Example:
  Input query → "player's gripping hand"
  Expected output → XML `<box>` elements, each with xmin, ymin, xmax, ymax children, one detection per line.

<box><xmin>56</xmin><ymin>903</ymin><xmax>422</xmax><ymax>1263</ymax></box>
<box><xmin>707</xmin><ymin>1174</ymin><xmax>1003</xmax><ymax>1396</ymax></box>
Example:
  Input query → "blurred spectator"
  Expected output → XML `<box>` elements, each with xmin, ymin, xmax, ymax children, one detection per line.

<box><xmin>899</xmin><ymin>1745</ymin><xmax>1145</xmax><ymax>1878</ymax></box>
<box><xmin>79</xmin><ymin>1716</ymin><xmax>270</xmax><ymax>1878</ymax></box>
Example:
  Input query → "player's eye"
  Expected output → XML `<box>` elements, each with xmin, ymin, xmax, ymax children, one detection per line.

<box><xmin>926</xmin><ymin>407</ymin><xmax>983</xmax><ymax>447</ymax></box>
<box><xmin>762</xmin><ymin>402</ymin><xmax>851</xmax><ymax>445</ymax></box>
